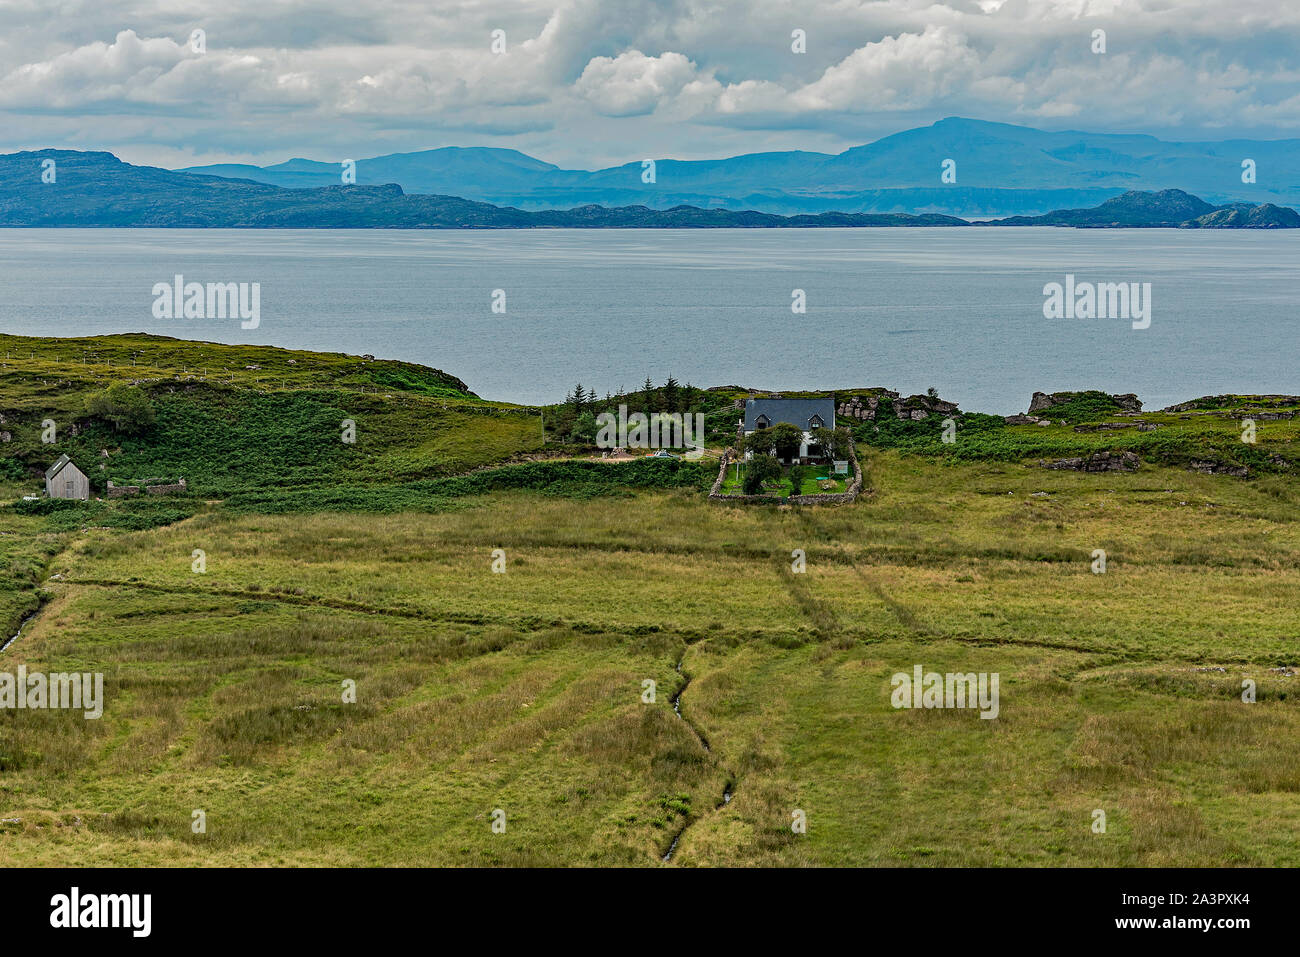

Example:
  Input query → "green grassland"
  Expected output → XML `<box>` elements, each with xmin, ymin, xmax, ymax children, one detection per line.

<box><xmin>719</xmin><ymin>462</ymin><xmax>849</xmax><ymax>497</ymax></box>
<box><xmin>1</xmin><ymin>335</ymin><xmax>1299</xmax><ymax>866</ymax></box>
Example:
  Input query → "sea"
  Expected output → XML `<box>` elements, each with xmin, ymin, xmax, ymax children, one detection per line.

<box><xmin>1</xmin><ymin>227</ymin><xmax>1295</xmax><ymax>413</ymax></box>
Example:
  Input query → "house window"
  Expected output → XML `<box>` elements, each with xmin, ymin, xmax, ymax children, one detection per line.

<box><xmin>65</xmin><ymin>480</ymin><xmax>73</xmax><ymax>492</ymax></box>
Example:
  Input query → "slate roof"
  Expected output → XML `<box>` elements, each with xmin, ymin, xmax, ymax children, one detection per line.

<box><xmin>743</xmin><ymin>397</ymin><xmax>835</xmax><ymax>432</ymax></box>
<box><xmin>45</xmin><ymin>454</ymin><xmax>74</xmax><ymax>480</ymax></box>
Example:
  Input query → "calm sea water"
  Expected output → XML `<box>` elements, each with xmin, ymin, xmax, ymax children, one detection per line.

<box><xmin>0</xmin><ymin>228</ymin><xmax>1295</xmax><ymax>414</ymax></box>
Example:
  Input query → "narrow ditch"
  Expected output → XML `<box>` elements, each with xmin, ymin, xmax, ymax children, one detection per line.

<box><xmin>1</xmin><ymin>606</ymin><xmax>40</xmax><ymax>653</ymax></box>
<box><xmin>661</xmin><ymin>650</ymin><xmax>734</xmax><ymax>863</ymax></box>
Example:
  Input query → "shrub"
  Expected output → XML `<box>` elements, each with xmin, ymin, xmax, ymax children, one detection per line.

<box><xmin>84</xmin><ymin>384</ymin><xmax>156</xmax><ymax>434</ymax></box>
<box><xmin>787</xmin><ymin>464</ymin><xmax>807</xmax><ymax>492</ymax></box>
<box><xmin>743</xmin><ymin>455</ymin><xmax>782</xmax><ymax>495</ymax></box>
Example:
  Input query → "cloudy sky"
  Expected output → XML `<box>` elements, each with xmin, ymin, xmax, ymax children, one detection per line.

<box><xmin>2</xmin><ymin>0</ymin><xmax>1297</xmax><ymax>170</ymax></box>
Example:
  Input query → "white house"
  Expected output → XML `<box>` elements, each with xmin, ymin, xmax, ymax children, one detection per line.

<box><xmin>742</xmin><ymin>396</ymin><xmax>836</xmax><ymax>462</ymax></box>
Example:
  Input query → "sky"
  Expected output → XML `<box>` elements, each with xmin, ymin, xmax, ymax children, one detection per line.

<box><xmin>2</xmin><ymin>0</ymin><xmax>1298</xmax><ymax>170</ymax></box>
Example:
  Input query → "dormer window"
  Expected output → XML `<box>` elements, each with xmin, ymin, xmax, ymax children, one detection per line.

<box><xmin>808</xmin><ymin>415</ymin><xmax>824</xmax><ymax>429</ymax></box>
<box><xmin>755</xmin><ymin>415</ymin><xmax>770</xmax><ymax>429</ymax></box>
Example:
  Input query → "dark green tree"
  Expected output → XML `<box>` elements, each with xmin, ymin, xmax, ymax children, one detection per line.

<box><xmin>744</xmin><ymin>429</ymin><xmax>776</xmax><ymax>457</ymax></box>
<box><xmin>769</xmin><ymin>422</ymin><xmax>805</xmax><ymax>461</ymax></box>
<box><xmin>815</xmin><ymin>426</ymin><xmax>853</xmax><ymax>461</ymax></box>
<box><xmin>572</xmin><ymin>411</ymin><xmax>598</xmax><ymax>444</ymax></box>
<box><xmin>85</xmin><ymin>384</ymin><xmax>156</xmax><ymax>434</ymax></box>
<box><xmin>662</xmin><ymin>376</ymin><xmax>680</xmax><ymax>412</ymax></box>
<box><xmin>743</xmin><ymin>454</ymin><xmax>782</xmax><ymax>494</ymax></box>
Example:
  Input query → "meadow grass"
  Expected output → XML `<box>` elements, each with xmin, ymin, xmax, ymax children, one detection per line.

<box><xmin>2</xmin><ymin>451</ymin><xmax>1299</xmax><ymax>865</ymax></box>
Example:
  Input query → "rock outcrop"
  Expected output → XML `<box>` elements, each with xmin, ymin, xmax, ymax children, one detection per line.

<box><xmin>1039</xmin><ymin>451</ymin><xmax>1140</xmax><ymax>472</ymax></box>
<box><xmin>837</xmin><ymin>393</ymin><xmax>892</xmax><ymax>421</ymax></box>
<box><xmin>1188</xmin><ymin>460</ymin><xmax>1249</xmax><ymax>478</ymax></box>
<box><xmin>1029</xmin><ymin>391</ymin><xmax>1142</xmax><ymax>414</ymax></box>
<box><xmin>893</xmin><ymin>394</ymin><xmax>959</xmax><ymax>420</ymax></box>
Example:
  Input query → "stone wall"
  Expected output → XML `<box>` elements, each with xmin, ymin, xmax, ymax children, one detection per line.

<box><xmin>709</xmin><ymin>449</ymin><xmax>733</xmax><ymax>495</ymax></box>
<box><xmin>106</xmin><ymin>481</ymin><xmax>140</xmax><ymax>498</ymax></box>
<box><xmin>108</xmin><ymin>478</ymin><xmax>187</xmax><ymax>497</ymax></box>
<box><xmin>145</xmin><ymin>478</ymin><xmax>187</xmax><ymax>495</ymax></box>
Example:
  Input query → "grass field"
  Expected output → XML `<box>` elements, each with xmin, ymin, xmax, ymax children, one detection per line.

<box><xmin>3</xmin><ymin>449</ymin><xmax>1299</xmax><ymax>866</ymax></box>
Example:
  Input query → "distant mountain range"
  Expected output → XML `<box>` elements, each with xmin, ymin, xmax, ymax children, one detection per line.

<box><xmin>1</xmin><ymin>149</ymin><xmax>1295</xmax><ymax>228</ymax></box>
<box><xmin>175</xmin><ymin>117</ymin><xmax>1300</xmax><ymax>218</ymax></box>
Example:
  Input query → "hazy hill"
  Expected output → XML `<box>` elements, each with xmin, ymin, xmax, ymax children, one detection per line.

<box><xmin>178</xmin><ymin>117</ymin><xmax>1300</xmax><ymax>217</ymax></box>
<box><xmin>0</xmin><ymin>150</ymin><xmax>964</xmax><ymax>228</ymax></box>
<box><xmin>2</xmin><ymin>152</ymin><xmax>1291</xmax><ymax>228</ymax></box>
<box><xmin>984</xmin><ymin>189</ymin><xmax>1300</xmax><ymax>228</ymax></box>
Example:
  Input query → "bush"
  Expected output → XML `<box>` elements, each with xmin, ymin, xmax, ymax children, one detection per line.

<box><xmin>742</xmin><ymin>455</ymin><xmax>782</xmax><ymax>494</ymax></box>
<box><xmin>787</xmin><ymin>464</ymin><xmax>807</xmax><ymax>492</ymax></box>
<box><xmin>85</xmin><ymin>384</ymin><xmax>156</xmax><ymax>434</ymax></box>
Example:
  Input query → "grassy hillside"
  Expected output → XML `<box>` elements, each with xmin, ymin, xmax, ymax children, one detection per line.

<box><xmin>2</xmin><ymin>334</ymin><xmax>1299</xmax><ymax>867</ymax></box>
<box><xmin>0</xmin><ymin>333</ymin><xmax>541</xmax><ymax>498</ymax></box>
<box><xmin>853</xmin><ymin>389</ymin><xmax>1300</xmax><ymax>475</ymax></box>
<box><xmin>4</xmin><ymin>455</ymin><xmax>1300</xmax><ymax>865</ymax></box>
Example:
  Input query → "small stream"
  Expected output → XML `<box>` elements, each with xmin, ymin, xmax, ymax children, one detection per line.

<box><xmin>662</xmin><ymin>651</ymin><xmax>734</xmax><ymax>863</ymax></box>
<box><xmin>0</xmin><ymin>608</ymin><xmax>39</xmax><ymax>653</ymax></box>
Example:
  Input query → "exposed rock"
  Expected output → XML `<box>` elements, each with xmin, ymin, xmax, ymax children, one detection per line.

<box><xmin>1029</xmin><ymin>391</ymin><xmax>1143</xmax><ymax>414</ymax></box>
<box><xmin>1188</xmin><ymin>459</ymin><xmax>1249</xmax><ymax>478</ymax></box>
<box><xmin>1039</xmin><ymin>451</ymin><xmax>1140</xmax><ymax>472</ymax></box>
<box><xmin>1004</xmin><ymin>414</ymin><xmax>1041</xmax><ymax>425</ymax></box>
<box><xmin>894</xmin><ymin>393</ymin><xmax>960</xmax><ymax>421</ymax></box>
<box><xmin>1028</xmin><ymin>392</ymin><xmax>1058</xmax><ymax>413</ymax></box>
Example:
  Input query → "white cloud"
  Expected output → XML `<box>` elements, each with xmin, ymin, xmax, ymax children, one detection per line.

<box><xmin>574</xmin><ymin>50</ymin><xmax>700</xmax><ymax>116</ymax></box>
<box><xmin>0</xmin><ymin>1</ymin><xmax>1297</xmax><ymax>168</ymax></box>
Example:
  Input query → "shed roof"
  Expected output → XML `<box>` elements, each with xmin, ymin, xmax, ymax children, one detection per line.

<box><xmin>45</xmin><ymin>454</ymin><xmax>74</xmax><ymax>480</ymax></box>
<box><xmin>744</xmin><ymin>397</ymin><xmax>835</xmax><ymax>432</ymax></box>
